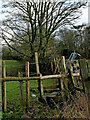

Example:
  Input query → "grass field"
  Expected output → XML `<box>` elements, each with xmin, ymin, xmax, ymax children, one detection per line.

<box><xmin>4</xmin><ymin>79</ymin><xmax>58</xmax><ymax>119</ymax></box>
<box><xmin>4</xmin><ymin>60</ymin><xmax>25</xmax><ymax>77</ymax></box>
<box><xmin>2</xmin><ymin>59</ymin><xmax>90</xmax><ymax>119</ymax></box>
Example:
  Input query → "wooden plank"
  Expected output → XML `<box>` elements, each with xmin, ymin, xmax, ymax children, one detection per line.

<box><xmin>2</xmin><ymin>61</ymin><xmax>7</xmax><ymax>112</ymax></box>
<box><xmin>72</xmin><ymin>73</ymin><xmax>80</xmax><ymax>77</ymax></box>
<box><xmin>79</xmin><ymin>59</ymin><xmax>90</xmax><ymax>117</ymax></box>
<box><xmin>26</xmin><ymin>62</ymin><xmax>30</xmax><ymax>110</ymax></box>
<box><xmin>44</xmin><ymin>88</ymin><xmax>60</xmax><ymax>93</ymax></box>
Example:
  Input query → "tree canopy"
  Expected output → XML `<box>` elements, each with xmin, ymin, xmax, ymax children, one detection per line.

<box><xmin>1</xmin><ymin>0</ymin><xmax>87</xmax><ymax>60</ymax></box>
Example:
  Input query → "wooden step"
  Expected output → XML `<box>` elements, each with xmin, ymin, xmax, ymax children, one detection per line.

<box><xmin>43</xmin><ymin>85</ymin><xmax>59</xmax><ymax>90</ymax></box>
<box><xmin>44</xmin><ymin>88</ymin><xmax>60</xmax><ymax>93</ymax></box>
<box><xmin>46</xmin><ymin>96</ymin><xmax>62</xmax><ymax>103</ymax></box>
<box><xmin>46</xmin><ymin>91</ymin><xmax>62</xmax><ymax>102</ymax></box>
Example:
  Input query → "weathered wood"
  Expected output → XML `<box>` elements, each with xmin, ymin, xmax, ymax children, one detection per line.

<box><xmin>61</xmin><ymin>56</ymin><xmax>67</xmax><ymax>89</ymax></box>
<box><xmin>70</xmin><ymin>65</ymin><xmax>76</xmax><ymax>87</ymax></box>
<box><xmin>39</xmin><ymin>79</ymin><xmax>44</xmax><ymax>98</ymax></box>
<box><xmin>79</xmin><ymin>59</ymin><xmax>90</xmax><ymax>117</ymax></box>
<box><xmin>1</xmin><ymin>77</ymin><xmax>40</xmax><ymax>81</ymax></box>
<box><xmin>61</xmin><ymin>56</ymin><xmax>69</xmax><ymax>104</ymax></box>
<box><xmin>3</xmin><ymin>61</ymin><xmax>6</xmax><ymax>78</ymax></box>
<box><xmin>62</xmin><ymin>56</ymin><xmax>66</xmax><ymax>72</ymax></box>
<box><xmin>58</xmin><ymin>78</ymin><xmax>61</xmax><ymax>90</ymax></box>
<box><xmin>26</xmin><ymin>62</ymin><xmax>30</xmax><ymax>110</ymax></box>
<box><xmin>18</xmin><ymin>72</ymin><xmax>25</xmax><ymax>109</ymax></box>
<box><xmin>44</xmin><ymin>88</ymin><xmax>60</xmax><ymax>93</ymax></box>
<box><xmin>44</xmin><ymin>85</ymin><xmax>59</xmax><ymax>90</ymax></box>
<box><xmin>1</xmin><ymin>73</ymin><xmax>80</xmax><ymax>82</ymax></box>
<box><xmin>35</xmin><ymin>52</ymin><xmax>40</xmax><ymax>74</ymax></box>
<box><xmin>2</xmin><ymin>61</ymin><xmax>7</xmax><ymax>112</ymax></box>
<box><xmin>74</xmin><ymin>86</ymin><xmax>84</xmax><ymax>92</ymax></box>
<box><xmin>40</xmin><ymin>74</ymin><xmax>67</xmax><ymax>80</ymax></box>
<box><xmin>51</xmin><ymin>62</ymin><xmax>53</xmax><ymax>73</ymax></box>
<box><xmin>68</xmin><ymin>68</ymin><xmax>76</xmax><ymax>95</ymax></box>
<box><xmin>72</xmin><ymin>73</ymin><xmax>80</xmax><ymax>77</ymax></box>
<box><xmin>35</xmin><ymin>52</ymin><xmax>41</xmax><ymax>91</ymax></box>
<box><xmin>1</xmin><ymin>74</ymin><xmax>67</xmax><ymax>81</ymax></box>
<box><xmin>54</xmin><ymin>58</ymin><xmax>60</xmax><ymax>74</ymax></box>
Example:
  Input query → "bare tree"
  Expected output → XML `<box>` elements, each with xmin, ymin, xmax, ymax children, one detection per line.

<box><xmin>1</xmin><ymin>0</ymin><xmax>87</xmax><ymax>59</ymax></box>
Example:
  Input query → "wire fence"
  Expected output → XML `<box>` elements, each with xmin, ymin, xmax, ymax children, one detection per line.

<box><xmin>4</xmin><ymin>59</ymin><xmax>61</xmax><ymax>77</ymax></box>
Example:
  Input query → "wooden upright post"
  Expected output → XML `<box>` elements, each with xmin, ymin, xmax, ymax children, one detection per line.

<box><xmin>18</xmin><ymin>72</ymin><xmax>25</xmax><ymax>109</ymax></box>
<box><xmin>35</xmin><ymin>52</ymin><xmax>40</xmax><ymax>75</ymax></box>
<box><xmin>26</xmin><ymin>62</ymin><xmax>29</xmax><ymax>110</ymax></box>
<box><xmin>35</xmin><ymin>52</ymin><xmax>40</xmax><ymax>91</ymax></box>
<box><xmin>79</xmin><ymin>59</ymin><xmax>90</xmax><ymax>117</ymax></box>
<box><xmin>2</xmin><ymin>61</ymin><xmax>7</xmax><ymax>112</ymax></box>
<box><xmin>61</xmin><ymin>56</ymin><xmax>66</xmax><ymax>72</ymax></box>
<box><xmin>35</xmin><ymin>52</ymin><xmax>44</xmax><ymax>98</ymax></box>
<box><xmin>39</xmin><ymin>74</ymin><xmax>44</xmax><ymax>98</ymax></box>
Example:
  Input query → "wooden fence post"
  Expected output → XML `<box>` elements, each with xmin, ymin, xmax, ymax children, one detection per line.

<box><xmin>26</xmin><ymin>62</ymin><xmax>30</xmax><ymax>110</ymax></box>
<box><xmin>62</xmin><ymin>56</ymin><xmax>66</xmax><ymax>72</ymax></box>
<box><xmin>35</xmin><ymin>52</ymin><xmax>40</xmax><ymax>75</ymax></box>
<box><xmin>39</xmin><ymin>74</ymin><xmax>44</xmax><ymax>98</ymax></box>
<box><xmin>18</xmin><ymin>72</ymin><xmax>25</xmax><ymax>109</ymax></box>
<box><xmin>35</xmin><ymin>52</ymin><xmax>44</xmax><ymax>99</ymax></box>
<box><xmin>61</xmin><ymin>56</ymin><xmax>68</xmax><ymax>89</ymax></box>
<box><xmin>35</xmin><ymin>52</ymin><xmax>40</xmax><ymax>91</ymax></box>
<box><xmin>2</xmin><ymin>61</ymin><xmax>7</xmax><ymax>112</ymax></box>
<box><xmin>79</xmin><ymin>59</ymin><xmax>90</xmax><ymax>117</ymax></box>
<box><xmin>61</xmin><ymin>56</ymin><xmax>71</xmax><ymax>103</ymax></box>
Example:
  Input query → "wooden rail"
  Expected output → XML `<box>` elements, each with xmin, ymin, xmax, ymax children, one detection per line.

<box><xmin>1</xmin><ymin>73</ymin><xmax>82</xmax><ymax>82</ymax></box>
<box><xmin>1</xmin><ymin>77</ymin><xmax>40</xmax><ymax>81</ymax></box>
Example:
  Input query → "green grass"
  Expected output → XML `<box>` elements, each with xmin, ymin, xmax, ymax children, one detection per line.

<box><xmin>5</xmin><ymin>79</ymin><xmax>57</xmax><ymax>119</ymax></box>
<box><xmin>2</xmin><ymin>59</ymin><xmax>90</xmax><ymax>119</ymax></box>
<box><xmin>4</xmin><ymin>60</ymin><xmax>25</xmax><ymax>77</ymax></box>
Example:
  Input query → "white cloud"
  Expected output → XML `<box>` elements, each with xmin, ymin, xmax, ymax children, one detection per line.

<box><xmin>75</xmin><ymin>7</ymin><xmax>88</xmax><ymax>25</ymax></box>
